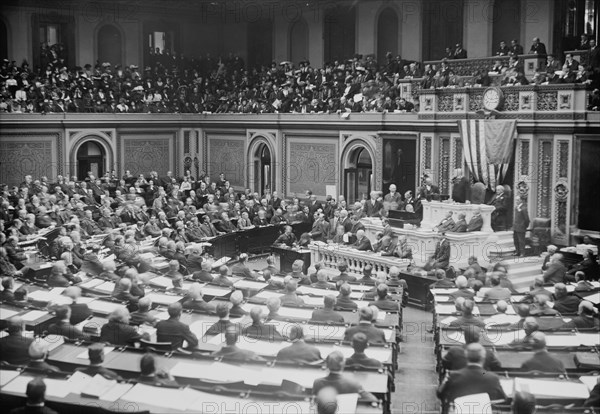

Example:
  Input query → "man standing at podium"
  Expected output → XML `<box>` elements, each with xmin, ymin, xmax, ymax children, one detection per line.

<box><xmin>488</xmin><ymin>185</ymin><xmax>508</xmax><ymax>231</ymax></box>
<box><xmin>419</xmin><ymin>176</ymin><xmax>440</xmax><ymax>202</ymax></box>
<box><xmin>384</xmin><ymin>184</ymin><xmax>403</xmax><ymax>211</ymax></box>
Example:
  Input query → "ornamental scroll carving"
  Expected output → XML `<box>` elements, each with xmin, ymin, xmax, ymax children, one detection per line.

<box><xmin>0</xmin><ymin>140</ymin><xmax>55</xmax><ymax>187</ymax></box>
<box><xmin>208</xmin><ymin>138</ymin><xmax>245</xmax><ymax>187</ymax></box>
<box><xmin>536</xmin><ymin>140</ymin><xmax>553</xmax><ymax>218</ymax></box>
<box><xmin>536</xmin><ymin>91</ymin><xmax>558</xmax><ymax>111</ymax></box>
<box><xmin>124</xmin><ymin>139</ymin><xmax>171</xmax><ymax>177</ymax></box>
<box><xmin>288</xmin><ymin>142</ymin><xmax>337</xmax><ymax>195</ymax></box>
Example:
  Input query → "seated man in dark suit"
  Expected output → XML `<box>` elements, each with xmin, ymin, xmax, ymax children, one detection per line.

<box><xmin>368</xmin><ymin>284</ymin><xmax>401</xmax><ymax>311</ymax></box>
<box><xmin>100</xmin><ymin>307</ymin><xmax>146</xmax><ymax>346</ymax></box>
<box><xmin>343</xmin><ymin>307</ymin><xmax>386</xmax><ymax>344</ymax></box>
<box><xmin>448</xmin><ymin>276</ymin><xmax>475</xmax><ymax>301</ymax></box>
<box><xmin>552</xmin><ymin>283</ymin><xmax>581</xmax><ymax>314</ymax></box>
<box><xmin>231</xmin><ymin>253</ymin><xmax>259</xmax><ymax>280</ymax></box>
<box><xmin>276</xmin><ymin>324</ymin><xmax>322</xmax><ymax>363</ymax></box>
<box><xmin>9</xmin><ymin>377</ymin><xmax>59</xmax><ymax>414</ymax></box>
<box><xmin>26</xmin><ymin>341</ymin><xmax>60</xmax><ymax>373</ymax></box>
<box><xmin>312</xmin><ymin>269</ymin><xmax>335</xmax><ymax>290</ymax></box>
<box><xmin>449</xmin><ymin>299</ymin><xmax>485</xmax><ymax>329</ymax></box>
<box><xmin>543</xmin><ymin>253</ymin><xmax>567</xmax><ymax>284</ymax></box>
<box><xmin>442</xmin><ymin>326</ymin><xmax>501</xmax><ymax>372</ymax></box>
<box><xmin>47</xmin><ymin>305</ymin><xmax>88</xmax><ymax>340</ymax></box>
<box><xmin>0</xmin><ymin>317</ymin><xmax>34</xmax><ymax>365</ymax></box>
<box><xmin>274</xmin><ymin>225</ymin><xmax>297</xmax><ymax>247</ymax></box>
<box><xmin>185</xmin><ymin>246</ymin><xmax>204</xmax><ymax>274</ymax></box>
<box><xmin>352</xmin><ymin>230</ymin><xmax>373</xmax><ymax>251</ymax></box>
<box><xmin>262</xmin><ymin>269</ymin><xmax>285</xmax><ymax>290</ymax></box>
<box><xmin>213</xmin><ymin>265</ymin><xmax>234</xmax><ymax>287</ymax></box>
<box><xmin>311</xmin><ymin>295</ymin><xmax>345</xmax><ymax>324</ymax></box>
<box><xmin>242</xmin><ymin>306</ymin><xmax>283</xmax><ymax>341</ymax></box>
<box><xmin>563</xmin><ymin>300</ymin><xmax>600</xmax><ymax>330</ymax></box>
<box><xmin>425</xmin><ymin>234</ymin><xmax>450</xmax><ymax>271</ymax></box>
<box><xmin>205</xmin><ymin>302</ymin><xmax>239</xmax><ymax>336</ymax></box>
<box><xmin>130</xmin><ymin>296</ymin><xmax>160</xmax><ymax>326</ymax></box>
<box><xmin>182</xmin><ymin>283</ymin><xmax>216</xmax><ymax>313</ymax></box>
<box><xmin>509</xmin><ymin>317</ymin><xmax>540</xmax><ymax>349</ymax></box>
<box><xmin>345</xmin><ymin>332</ymin><xmax>383</xmax><ymax>369</ymax></box>
<box><xmin>521</xmin><ymin>331</ymin><xmax>565</xmax><ymax>373</ymax></box>
<box><xmin>335</xmin><ymin>283</ymin><xmax>358</xmax><ymax>310</ymax></box>
<box><xmin>288</xmin><ymin>259</ymin><xmax>311</xmax><ymax>285</ymax></box>
<box><xmin>529</xmin><ymin>294</ymin><xmax>559</xmax><ymax>316</ymax></box>
<box><xmin>0</xmin><ymin>276</ymin><xmax>15</xmax><ymax>302</ymax></box>
<box><xmin>466</xmin><ymin>209</ymin><xmax>483</xmax><ymax>232</ymax></box>
<box><xmin>64</xmin><ymin>286</ymin><xmax>92</xmax><ymax>325</ymax></box>
<box><xmin>430</xmin><ymin>269</ymin><xmax>455</xmax><ymax>289</ymax></box>
<box><xmin>312</xmin><ymin>351</ymin><xmax>377</xmax><ymax>402</ymax></box>
<box><xmin>156</xmin><ymin>302</ymin><xmax>199</xmax><ymax>349</ymax></box>
<box><xmin>332</xmin><ymin>261</ymin><xmax>357</xmax><ymax>283</ymax></box>
<box><xmin>211</xmin><ymin>326</ymin><xmax>264</xmax><ymax>361</ymax></box>
<box><xmin>437</xmin><ymin>343</ymin><xmax>506</xmax><ymax>404</ymax></box>
<box><xmin>137</xmin><ymin>353</ymin><xmax>179</xmax><ymax>387</ymax></box>
<box><xmin>75</xmin><ymin>343</ymin><xmax>121</xmax><ymax>380</ymax></box>
<box><xmin>279</xmin><ymin>279</ymin><xmax>305</xmax><ymax>307</ymax></box>
<box><xmin>192</xmin><ymin>261</ymin><xmax>215</xmax><ymax>283</ymax></box>
<box><xmin>451</xmin><ymin>213</ymin><xmax>467</xmax><ymax>233</ymax></box>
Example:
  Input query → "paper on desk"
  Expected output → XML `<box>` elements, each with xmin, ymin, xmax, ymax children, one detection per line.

<box><xmin>121</xmin><ymin>383</ymin><xmax>196</xmax><ymax>411</ymax></box>
<box><xmin>442</xmin><ymin>329</ymin><xmax>465</xmax><ymax>344</ymax></box>
<box><xmin>4</xmin><ymin>374</ymin><xmax>72</xmax><ymax>398</ymax></box>
<box><xmin>20</xmin><ymin>310</ymin><xmax>48</xmax><ymax>322</ymax></box>
<box><xmin>94</xmin><ymin>281</ymin><xmax>116</xmax><ymax>294</ymax></box>
<box><xmin>87</xmin><ymin>300</ymin><xmax>124</xmax><ymax>314</ymax></box>
<box><xmin>578</xmin><ymin>376</ymin><xmax>600</xmax><ymax>392</ymax></box>
<box><xmin>0</xmin><ymin>370</ymin><xmax>21</xmax><ymax>387</ymax></box>
<box><xmin>201</xmin><ymin>286</ymin><xmax>232</xmax><ymax>297</ymax></box>
<box><xmin>302</xmin><ymin>296</ymin><xmax>325</xmax><ymax>306</ymax></box>
<box><xmin>436</xmin><ymin>304</ymin><xmax>458</xmax><ymax>314</ymax></box>
<box><xmin>577</xmin><ymin>333</ymin><xmax>600</xmax><ymax>347</ymax></box>
<box><xmin>500</xmin><ymin>378</ymin><xmax>514</xmax><ymax>397</ymax></box>
<box><xmin>99</xmin><ymin>383</ymin><xmax>133</xmax><ymax>402</ymax></box>
<box><xmin>453</xmin><ymin>393</ymin><xmax>492</xmax><ymax>414</ymax></box>
<box><xmin>236</xmin><ymin>339</ymin><xmax>284</xmax><ymax>357</ymax></box>
<box><xmin>334</xmin><ymin>394</ymin><xmax>359</xmax><ymax>414</ymax></box>
<box><xmin>151</xmin><ymin>310</ymin><xmax>170</xmax><ymax>320</ymax></box>
<box><xmin>145</xmin><ymin>292</ymin><xmax>182</xmax><ymax>305</ymax></box>
<box><xmin>254</xmin><ymin>290</ymin><xmax>286</xmax><ymax>300</ymax></box>
<box><xmin>148</xmin><ymin>276</ymin><xmax>175</xmax><ymax>288</ymax></box>
<box><xmin>544</xmin><ymin>334</ymin><xmax>581</xmax><ymax>348</ymax></box>
<box><xmin>486</xmin><ymin>330</ymin><xmax>526</xmax><ymax>346</ymax></box>
<box><xmin>234</xmin><ymin>280</ymin><xmax>268</xmax><ymax>290</ymax></box>
<box><xmin>514</xmin><ymin>377</ymin><xmax>590</xmax><ymax>399</ymax></box>
<box><xmin>581</xmin><ymin>292</ymin><xmax>600</xmax><ymax>305</ymax></box>
<box><xmin>65</xmin><ymin>371</ymin><xmax>93</xmax><ymax>394</ymax></box>
<box><xmin>80</xmin><ymin>279</ymin><xmax>104</xmax><ymax>289</ymax></box>
<box><xmin>278</xmin><ymin>307</ymin><xmax>313</xmax><ymax>319</ymax></box>
<box><xmin>28</xmin><ymin>290</ymin><xmax>72</xmax><ymax>305</ymax></box>
<box><xmin>267</xmin><ymin>366</ymin><xmax>320</xmax><ymax>388</ymax></box>
<box><xmin>0</xmin><ymin>308</ymin><xmax>20</xmax><ymax>321</ymax></box>
<box><xmin>77</xmin><ymin>297</ymin><xmax>96</xmax><ymax>304</ymax></box>
<box><xmin>439</xmin><ymin>316</ymin><xmax>457</xmax><ymax>326</ymax></box>
<box><xmin>77</xmin><ymin>346</ymin><xmax>114</xmax><ymax>360</ymax></box>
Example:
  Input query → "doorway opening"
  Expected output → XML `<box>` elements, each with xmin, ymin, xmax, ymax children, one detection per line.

<box><xmin>345</xmin><ymin>147</ymin><xmax>372</xmax><ymax>204</ymax></box>
<box><xmin>253</xmin><ymin>143</ymin><xmax>272</xmax><ymax>195</ymax></box>
<box><xmin>77</xmin><ymin>141</ymin><xmax>105</xmax><ymax>180</ymax></box>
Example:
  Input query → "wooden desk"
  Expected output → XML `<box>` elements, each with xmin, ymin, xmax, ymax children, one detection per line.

<box><xmin>271</xmin><ymin>245</ymin><xmax>311</xmax><ymax>273</ymax></box>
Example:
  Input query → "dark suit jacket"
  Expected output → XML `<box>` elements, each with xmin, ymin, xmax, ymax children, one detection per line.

<box><xmin>353</xmin><ymin>236</ymin><xmax>373</xmax><ymax>251</ymax></box>
<box><xmin>452</xmin><ymin>219</ymin><xmax>467</xmax><ymax>233</ymax></box>
<box><xmin>27</xmin><ymin>360</ymin><xmax>61</xmax><ymax>373</ymax></box>
<box><xmin>363</xmin><ymin>200</ymin><xmax>383</xmax><ymax>217</ymax></box>
<box><xmin>343</xmin><ymin>322</ymin><xmax>386</xmax><ymax>344</ymax></box>
<box><xmin>70</xmin><ymin>303</ymin><xmax>92</xmax><ymax>325</ymax></box>
<box><xmin>443</xmin><ymin>345</ymin><xmax>501</xmax><ymax>372</ymax></box>
<box><xmin>211</xmin><ymin>345</ymin><xmax>261</xmax><ymax>361</ymax></box>
<box><xmin>438</xmin><ymin>365</ymin><xmax>506</xmax><ymax>402</ymax></box>
<box><xmin>204</xmin><ymin>320</ymin><xmax>239</xmax><ymax>337</ymax></box>
<box><xmin>346</xmin><ymin>352</ymin><xmax>383</xmax><ymax>369</ymax></box>
<box><xmin>9</xmin><ymin>405</ymin><xmax>59</xmax><ymax>414</ymax></box>
<box><xmin>419</xmin><ymin>184</ymin><xmax>440</xmax><ymax>201</ymax></box>
<box><xmin>182</xmin><ymin>298</ymin><xmax>215</xmax><ymax>313</ymax></box>
<box><xmin>276</xmin><ymin>340</ymin><xmax>322</xmax><ymax>363</ymax></box>
<box><xmin>242</xmin><ymin>323</ymin><xmax>283</xmax><ymax>341</ymax></box>
<box><xmin>552</xmin><ymin>295</ymin><xmax>581</xmax><ymax>314</ymax></box>
<box><xmin>467</xmin><ymin>214</ymin><xmax>483</xmax><ymax>231</ymax></box>
<box><xmin>0</xmin><ymin>334</ymin><xmax>34</xmax><ymax>365</ymax></box>
<box><xmin>156</xmin><ymin>317</ymin><xmax>199</xmax><ymax>348</ymax></box>
<box><xmin>335</xmin><ymin>295</ymin><xmax>358</xmax><ymax>311</ymax></box>
<box><xmin>368</xmin><ymin>297</ymin><xmax>400</xmax><ymax>311</ymax></box>
<box><xmin>313</xmin><ymin>372</ymin><xmax>364</xmax><ymax>395</ymax></box>
<box><xmin>543</xmin><ymin>262</ymin><xmax>566</xmax><ymax>284</ymax></box>
<box><xmin>433</xmin><ymin>239</ymin><xmax>450</xmax><ymax>268</ymax></box>
<box><xmin>513</xmin><ymin>204</ymin><xmax>530</xmax><ymax>232</ymax></box>
<box><xmin>521</xmin><ymin>350</ymin><xmax>565</xmax><ymax>373</ymax></box>
<box><xmin>48</xmin><ymin>320</ymin><xmax>88</xmax><ymax>340</ymax></box>
<box><xmin>311</xmin><ymin>308</ymin><xmax>345</xmax><ymax>324</ymax></box>
<box><xmin>100</xmin><ymin>321</ymin><xmax>142</xmax><ymax>346</ymax></box>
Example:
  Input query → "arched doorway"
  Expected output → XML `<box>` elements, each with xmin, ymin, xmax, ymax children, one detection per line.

<box><xmin>492</xmin><ymin>0</ymin><xmax>521</xmax><ymax>54</ymax></box>
<box><xmin>289</xmin><ymin>18</ymin><xmax>308</xmax><ymax>64</ymax></box>
<box><xmin>345</xmin><ymin>147</ymin><xmax>372</xmax><ymax>204</ymax></box>
<box><xmin>76</xmin><ymin>141</ymin><xmax>106</xmax><ymax>180</ymax></box>
<box><xmin>97</xmin><ymin>24</ymin><xmax>122</xmax><ymax>66</ymax></box>
<box><xmin>252</xmin><ymin>143</ymin><xmax>272</xmax><ymax>195</ymax></box>
<box><xmin>377</xmin><ymin>8</ymin><xmax>399</xmax><ymax>66</ymax></box>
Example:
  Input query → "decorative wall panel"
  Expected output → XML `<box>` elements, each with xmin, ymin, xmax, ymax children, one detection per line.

<box><xmin>0</xmin><ymin>134</ymin><xmax>59</xmax><ymax>186</ymax></box>
<box><xmin>552</xmin><ymin>139</ymin><xmax>572</xmax><ymax>244</ymax></box>
<box><xmin>439</xmin><ymin>137</ymin><xmax>451</xmax><ymax>195</ymax></box>
<box><xmin>207</xmin><ymin>136</ymin><xmax>245</xmax><ymax>187</ymax></box>
<box><xmin>536</xmin><ymin>140</ymin><xmax>553</xmax><ymax>218</ymax></box>
<box><xmin>123</xmin><ymin>138</ymin><xmax>171</xmax><ymax>176</ymax></box>
<box><xmin>287</xmin><ymin>139</ymin><xmax>337</xmax><ymax>197</ymax></box>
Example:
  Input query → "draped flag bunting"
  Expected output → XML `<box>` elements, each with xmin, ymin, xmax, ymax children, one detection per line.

<box><xmin>458</xmin><ymin>119</ymin><xmax>517</xmax><ymax>189</ymax></box>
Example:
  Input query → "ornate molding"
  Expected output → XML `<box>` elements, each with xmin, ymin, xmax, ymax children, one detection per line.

<box><xmin>537</xmin><ymin>139</ymin><xmax>553</xmax><ymax>218</ymax></box>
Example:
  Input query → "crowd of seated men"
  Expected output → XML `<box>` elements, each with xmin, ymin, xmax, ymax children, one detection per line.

<box><xmin>2</xmin><ymin>31</ymin><xmax>598</xmax><ymax>115</ymax></box>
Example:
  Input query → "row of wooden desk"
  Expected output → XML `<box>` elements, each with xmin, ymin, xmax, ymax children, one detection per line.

<box><xmin>430</xmin><ymin>286</ymin><xmax>600</xmax><ymax>408</ymax></box>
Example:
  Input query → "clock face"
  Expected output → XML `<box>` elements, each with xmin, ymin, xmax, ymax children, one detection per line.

<box><xmin>483</xmin><ymin>88</ymin><xmax>501</xmax><ymax>110</ymax></box>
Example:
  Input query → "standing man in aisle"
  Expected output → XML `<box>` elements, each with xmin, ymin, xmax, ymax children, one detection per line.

<box><xmin>513</xmin><ymin>196</ymin><xmax>530</xmax><ymax>257</ymax></box>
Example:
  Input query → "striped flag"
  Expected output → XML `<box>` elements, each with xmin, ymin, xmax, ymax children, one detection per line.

<box><xmin>458</xmin><ymin>119</ymin><xmax>516</xmax><ymax>189</ymax></box>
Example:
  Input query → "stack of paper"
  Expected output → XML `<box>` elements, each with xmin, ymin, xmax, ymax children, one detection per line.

<box><xmin>453</xmin><ymin>393</ymin><xmax>492</xmax><ymax>414</ymax></box>
<box><xmin>514</xmin><ymin>377</ymin><xmax>590</xmax><ymax>399</ymax></box>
